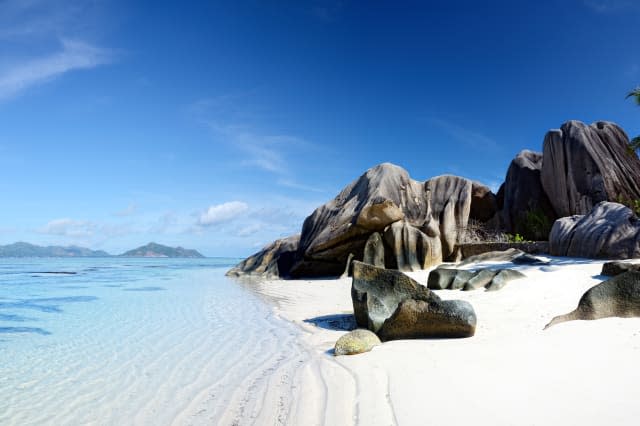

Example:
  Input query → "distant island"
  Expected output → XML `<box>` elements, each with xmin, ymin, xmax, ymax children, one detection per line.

<box><xmin>120</xmin><ymin>242</ymin><xmax>205</xmax><ymax>258</ymax></box>
<box><xmin>0</xmin><ymin>242</ymin><xmax>110</xmax><ymax>258</ymax></box>
<box><xmin>0</xmin><ymin>242</ymin><xmax>204</xmax><ymax>258</ymax></box>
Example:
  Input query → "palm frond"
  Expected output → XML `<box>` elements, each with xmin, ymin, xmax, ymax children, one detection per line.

<box><xmin>627</xmin><ymin>87</ymin><xmax>640</xmax><ymax>105</ymax></box>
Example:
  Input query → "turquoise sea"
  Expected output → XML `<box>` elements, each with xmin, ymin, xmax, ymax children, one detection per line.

<box><xmin>0</xmin><ymin>258</ymin><xmax>307</xmax><ymax>425</ymax></box>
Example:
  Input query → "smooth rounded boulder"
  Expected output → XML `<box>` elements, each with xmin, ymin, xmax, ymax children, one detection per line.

<box><xmin>377</xmin><ymin>299</ymin><xmax>476</xmax><ymax>341</ymax></box>
<box><xmin>334</xmin><ymin>329</ymin><xmax>382</xmax><ymax>356</ymax></box>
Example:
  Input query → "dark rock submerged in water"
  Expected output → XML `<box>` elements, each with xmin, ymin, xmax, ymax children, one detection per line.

<box><xmin>549</xmin><ymin>202</ymin><xmax>640</xmax><ymax>259</ymax></box>
<box><xmin>545</xmin><ymin>271</ymin><xmax>640</xmax><ymax>329</ymax></box>
<box><xmin>351</xmin><ymin>261</ymin><xmax>476</xmax><ymax>340</ymax></box>
<box><xmin>541</xmin><ymin>120</ymin><xmax>640</xmax><ymax>218</ymax></box>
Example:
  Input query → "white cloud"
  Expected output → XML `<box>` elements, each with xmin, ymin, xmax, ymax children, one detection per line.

<box><xmin>197</xmin><ymin>201</ymin><xmax>249</xmax><ymax>227</ymax></box>
<box><xmin>39</xmin><ymin>218</ymin><xmax>95</xmax><ymax>238</ymax></box>
<box><xmin>0</xmin><ymin>39</ymin><xmax>116</xmax><ymax>101</ymax></box>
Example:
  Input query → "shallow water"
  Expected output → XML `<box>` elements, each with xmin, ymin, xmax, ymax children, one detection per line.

<box><xmin>0</xmin><ymin>258</ymin><xmax>307</xmax><ymax>425</ymax></box>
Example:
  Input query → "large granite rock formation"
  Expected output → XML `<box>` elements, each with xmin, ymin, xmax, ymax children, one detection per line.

<box><xmin>351</xmin><ymin>261</ymin><xmax>476</xmax><ymax>340</ymax></box>
<box><xmin>288</xmin><ymin>164</ymin><xmax>481</xmax><ymax>277</ymax></box>
<box><xmin>549</xmin><ymin>202</ymin><xmax>640</xmax><ymax>259</ymax></box>
<box><xmin>501</xmin><ymin>150</ymin><xmax>555</xmax><ymax>240</ymax></box>
<box><xmin>541</xmin><ymin>120</ymin><xmax>640</xmax><ymax>217</ymax></box>
<box><xmin>470</xmin><ymin>181</ymin><xmax>498</xmax><ymax>222</ymax></box>
<box><xmin>545</xmin><ymin>271</ymin><xmax>640</xmax><ymax>329</ymax></box>
<box><xmin>226</xmin><ymin>235</ymin><xmax>300</xmax><ymax>278</ymax></box>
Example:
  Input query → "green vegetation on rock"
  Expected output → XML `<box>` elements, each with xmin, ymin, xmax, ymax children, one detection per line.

<box><xmin>626</xmin><ymin>87</ymin><xmax>640</xmax><ymax>153</ymax></box>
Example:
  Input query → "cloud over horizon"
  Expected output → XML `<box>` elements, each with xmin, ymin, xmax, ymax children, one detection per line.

<box><xmin>197</xmin><ymin>201</ymin><xmax>249</xmax><ymax>227</ymax></box>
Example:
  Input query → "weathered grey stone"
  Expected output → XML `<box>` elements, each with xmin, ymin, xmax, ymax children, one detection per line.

<box><xmin>427</xmin><ymin>267</ymin><xmax>458</xmax><ymax>290</ymax></box>
<box><xmin>485</xmin><ymin>269</ymin><xmax>526</xmax><ymax>291</ymax></box>
<box><xmin>351</xmin><ymin>261</ymin><xmax>476</xmax><ymax>340</ymax></box>
<box><xmin>501</xmin><ymin>150</ymin><xmax>556</xmax><ymax>240</ymax></box>
<box><xmin>450</xmin><ymin>270</ymin><xmax>475</xmax><ymax>290</ymax></box>
<box><xmin>334</xmin><ymin>329</ymin><xmax>381</xmax><ymax>356</ymax></box>
<box><xmin>463</xmin><ymin>269</ymin><xmax>498</xmax><ymax>291</ymax></box>
<box><xmin>459</xmin><ymin>242</ymin><xmax>549</xmax><ymax>259</ymax></box>
<box><xmin>377</xmin><ymin>299</ymin><xmax>476</xmax><ymax>341</ymax></box>
<box><xmin>351</xmin><ymin>261</ymin><xmax>439</xmax><ymax>332</ymax></box>
<box><xmin>293</xmin><ymin>163</ymin><xmax>430</xmax><ymax>277</ymax></box>
<box><xmin>601</xmin><ymin>261</ymin><xmax>640</xmax><ymax>277</ymax></box>
<box><xmin>226</xmin><ymin>234</ymin><xmax>300</xmax><ymax>278</ymax></box>
<box><xmin>356</xmin><ymin>199</ymin><xmax>405</xmax><ymax>230</ymax></box>
<box><xmin>383</xmin><ymin>221</ymin><xmax>441</xmax><ymax>271</ymax></box>
<box><xmin>425</xmin><ymin>175</ymin><xmax>473</xmax><ymax>261</ymax></box>
<box><xmin>512</xmin><ymin>253</ymin><xmax>549</xmax><ymax>265</ymax></box>
<box><xmin>470</xmin><ymin>181</ymin><xmax>497</xmax><ymax>222</ymax></box>
<box><xmin>545</xmin><ymin>271</ymin><xmax>640</xmax><ymax>329</ymax></box>
<box><xmin>541</xmin><ymin>120</ymin><xmax>640</xmax><ymax>217</ymax></box>
<box><xmin>363</xmin><ymin>232</ymin><xmax>385</xmax><ymax>268</ymax></box>
<box><xmin>458</xmin><ymin>248</ymin><xmax>526</xmax><ymax>266</ymax></box>
<box><xmin>340</xmin><ymin>253</ymin><xmax>355</xmax><ymax>278</ymax></box>
<box><xmin>549</xmin><ymin>202</ymin><xmax>640</xmax><ymax>259</ymax></box>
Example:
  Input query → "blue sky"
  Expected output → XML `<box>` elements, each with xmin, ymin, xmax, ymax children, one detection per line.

<box><xmin>0</xmin><ymin>0</ymin><xmax>638</xmax><ymax>256</ymax></box>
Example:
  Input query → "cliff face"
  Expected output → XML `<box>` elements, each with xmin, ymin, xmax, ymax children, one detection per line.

<box><xmin>541</xmin><ymin>121</ymin><xmax>640</xmax><ymax>217</ymax></box>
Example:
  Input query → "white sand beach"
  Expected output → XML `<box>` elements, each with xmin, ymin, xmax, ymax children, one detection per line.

<box><xmin>253</xmin><ymin>258</ymin><xmax>640</xmax><ymax>426</ymax></box>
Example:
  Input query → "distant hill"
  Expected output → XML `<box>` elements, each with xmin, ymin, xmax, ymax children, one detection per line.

<box><xmin>0</xmin><ymin>242</ymin><xmax>110</xmax><ymax>257</ymax></box>
<box><xmin>119</xmin><ymin>242</ymin><xmax>204</xmax><ymax>258</ymax></box>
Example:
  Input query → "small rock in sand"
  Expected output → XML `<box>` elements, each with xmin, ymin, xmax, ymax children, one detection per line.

<box><xmin>334</xmin><ymin>329</ymin><xmax>381</xmax><ymax>356</ymax></box>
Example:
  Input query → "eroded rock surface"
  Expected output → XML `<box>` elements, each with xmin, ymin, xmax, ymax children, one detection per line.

<box><xmin>289</xmin><ymin>165</ymin><xmax>481</xmax><ymax>277</ymax></box>
<box><xmin>427</xmin><ymin>265</ymin><xmax>526</xmax><ymax>292</ymax></box>
<box><xmin>541</xmin><ymin>120</ymin><xmax>640</xmax><ymax>217</ymax></box>
<box><xmin>226</xmin><ymin>235</ymin><xmax>300</xmax><ymax>278</ymax></box>
<box><xmin>501</xmin><ymin>150</ymin><xmax>556</xmax><ymax>240</ymax></box>
<box><xmin>549</xmin><ymin>202</ymin><xmax>640</xmax><ymax>259</ymax></box>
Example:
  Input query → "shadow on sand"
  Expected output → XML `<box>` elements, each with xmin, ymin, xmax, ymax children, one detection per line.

<box><xmin>304</xmin><ymin>314</ymin><xmax>356</xmax><ymax>331</ymax></box>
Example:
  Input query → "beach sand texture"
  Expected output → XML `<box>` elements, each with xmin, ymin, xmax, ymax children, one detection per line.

<box><xmin>252</xmin><ymin>257</ymin><xmax>640</xmax><ymax>426</ymax></box>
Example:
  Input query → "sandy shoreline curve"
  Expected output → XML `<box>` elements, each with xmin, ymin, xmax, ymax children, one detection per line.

<box><xmin>247</xmin><ymin>257</ymin><xmax>640</xmax><ymax>426</ymax></box>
